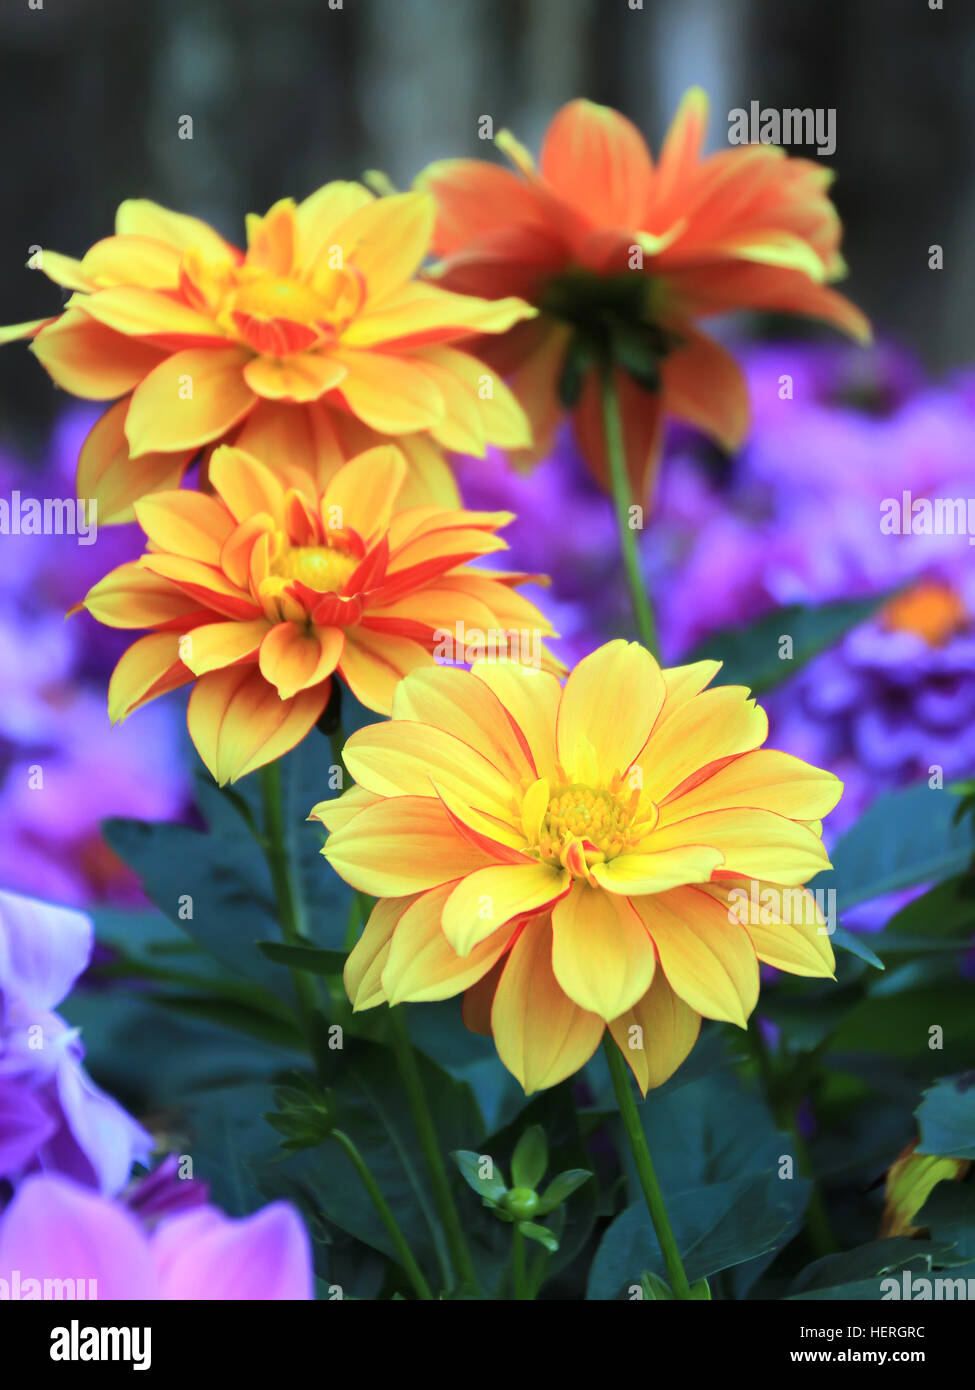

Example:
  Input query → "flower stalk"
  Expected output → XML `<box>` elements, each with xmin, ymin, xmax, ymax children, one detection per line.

<box><xmin>603</xmin><ymin>1035</ymin><xmax>693</xmax><ymax>1300</ymax></box>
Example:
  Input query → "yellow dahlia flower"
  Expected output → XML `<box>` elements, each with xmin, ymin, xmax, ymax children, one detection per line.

<box><xmin>2</xmin><ymin>188</ymin><xmax>536</xmax><ymax>521</ymax></box>
<box><xmin>80</xmin><ymin>443</ymin><xmax>558</xmax><ymax>785</ymax></box>
<box><xmin>316</xmin><ymin>641</ymin><xmax>841</xmax><ymax>1094</ymax></box>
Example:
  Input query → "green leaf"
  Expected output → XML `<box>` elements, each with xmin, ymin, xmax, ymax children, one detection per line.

<box><xmin>821</xmin><ymin>783</ymin><xmax>974</xmax><ymax>911</ymax></box>
<box><xmin>587</xmin><ymin>1174</ymin><xmax>808</xmax><ymax>1298</ymax></box>
<box><xmin>452</xmin><ymin>1150</ymin><xmax>507</xmax><ymax>1206</ymax></box>
<box><xmin>510</xmin><ymin>1125</ymin><xmax>548</xmax><ymax>1191</ymax></box>
<box><xmin>518</xmin><ymin>1221</ymin><xmax>559</xmax><ymax>1253</ymax></box>
<box><xmin>257</xmin><ymin>941</ymin><xmax>347</xmax><ymax>976</ymax></box>
<box><xmin>254</xmin><ymin>1039</ymin><xmax>485</xmax><ymax>1295</ymax></box>
<box><xmin>828</xmin><ymin>926</ymin><xmax>885</xmax><ymax>970</ymax></box>
<box><xmin>537</xmin><ymin>1169</ymin><xmax>593</xmax><ymax>1215</ymax></box>
<box><xmin>787</xmin><ymin>1238</ymin><xmax>960</xmax><ymax>1300</ymax></box>
<box><xmin>687</xmin><ymin>595</ymin><xmax>889</xmax><ymax>695</ymax></box>
<box><xmin>917</xmin><ymin>1183</ymin><xmax>975</xmax><ymax>1264</ymax></box>
<box><xmin>916</xmin><ymin>1075</ymin><xmax>975</xmax><ymax>1160</ymax></box>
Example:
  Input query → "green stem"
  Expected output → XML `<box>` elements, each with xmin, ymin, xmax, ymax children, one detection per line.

<box><xmin>331</xmin><ymin>1130</ymin><xmax>434</xmax><ymax>1300</ymax></box>
<box><xmin>259</xmin><ymin>761</ymin><xmax>325</xmax><ymax>1068</ymax></box>
<box><xmin>511</xmin><ymin>1224</ymin><xmax>530</xmax><ymax>1300</ymax></box>
<box><xmin>603</xmin><ymin>1035</ymin><xmax>693</xmax><ymax>1300</ymax></box>
<box><xmin>388</xmin><ymin>1006</ymin><xmax>480</xmax><ymax>1296</ymax></box>
<box><xmin>601</xmin><ymin>363</ymin><xmax>660</xmax><ymax>657</ymax></box>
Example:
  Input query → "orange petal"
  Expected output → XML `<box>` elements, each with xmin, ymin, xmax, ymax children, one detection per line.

<box><xmin>608</xmin><ymin>971</ymin><xmax>701</xmax><ymax>1095</ymax></box>
<box><xmin>556</xmin><ymin>640</ymin><xmax>664</xmax><ymax>783</ymax></box>
<box><xmin>540</xmin><ymin>99</ymin><xmax>654</xmax><ymax>229</ymax></box>
<box><xmin>76</xmin><ymin>286</ymin><xmax>227</xmax><ymax>344</ymax></box>
<box><xmin>186</xmin><ymin>665</ymin><xmax>328</xmax><ymax>784</ymax></box>
<box><xmin>115</xmin><ymin>199</ymin><xmax>240</xmax><ymax>261</ymax></box>
<box><xmin>631</xmin><ymin>885</ymin><xmax>759</xmax><ymax>1026</ymax></box>
<box><xmin>382</xmin><ymin>881</ymin><xmax>514</xmax><ymax>1005</ymax></box>
<box><xmin>107</xmin><ymin>632</ymin><xmax>192</xmax><ymax>722</ymax></box>
<box><xmin>550</xmin><ymin>882</ymin><xmax>656</xmax><ymax>1019</ymax></box>
<box><xmin>648</xmin><ymin>807</ymin><xmax>831</xmax><ymax>885</ymax></box>
<box><xmin>207</xmin><ymin>444</ymin><xmax>286</xmax><ymax>526</ymax></box>
<box><xmin>242</xmin><ymin>353</ymin><xmax>347</xmax><ymax>403</ymax></box>
<box><xmin>322</xmin><ymin>445</ymin><xmax>406</xmax><ymax>542</ymax></box>
<box><xmin>337</xmin><ymin>628</ymin><xmax>435</xmax><ymax>715</ymax></box>
<box><xmin>660</xmin><ymin>328</ymin><xmax>749</xmax><ymax>452</ymax></box>
<box><xmin>659</xmin><ymin>749</ymin><xmax>843</xmax><ymax>824</ymax></box>
<box><xmin>324</xmin><ymin>794</ymin><xmax>497</xmax><ymax>897</ymax></box>
<box><xmin>258</xmin><ymin>622</ymin><xmax>344</xmax><ymax>699</ymax></box>
<box><xmin>332</xmin><ymin>191</ymin><xmax>434</xmax><ymax>301</ymax></box>
<box><xmin>331</xmin><ymin>348</ymin><xmax>444</xmax><ymax>434</ymax></box>
<box><xmin>76</xmin><ymin>398</ymin><xmax>190</xmax><ymax>525</ymax></box>
<box><xmin>180</xmin><ymin>618</ymin><xmax>269</xmax><ymax>677</ymax></box>
<box><xmin>343</xmin><ymin>894</ymin><xmax>413</xmax><ymax>1010</ymax></box>
<box><xmin>491</xmin><ymin>918</ymin><xmax>604</xmax><ymax>1093</ymax></box>
<box><xmin>442</xmin><ymin>862</ymin><xmax>569</xmax><ymax>955</ymax></box>
<box><xmin>133</xmin><ymin>490</ymin><xmax>235</xmax><ymax>565</ymax></box>
<box><xmin>32</xmin><ymin>310</ymin><xmax>166</xmax><ymax>399</ymax></box>
<box><xmin>82</xmin><ymin>560</ymin><xmax>203</xmax><ymax>630</ymax></box>
<box><xmin>125</xmin><ymin>347</ymin><xmax>255</xmax><ymax>455</ymax></box>
<box><xmin>391</xmin><ymin>666</ymin><xmax>535</xmax><ymax>783</ymax></box>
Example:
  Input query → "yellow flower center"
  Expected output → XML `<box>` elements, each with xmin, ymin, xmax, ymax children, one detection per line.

<box><xmin>537</xmin><ymin>784</ymin><xmax>631</xmax><ymax>865</ymax></box>
<box><xmin>201</xmin><ymin>262</ymin><xmax>365</xmax><ymax>355</ymax></box>
<box><xmin>271</xmin><ymin>544</ymin><xmax>358</xmax><ymax>595</ymax></box>
<box><xmin>881</xmin><ymin>580</ymin><xmax>969</xmax><ymax>647</ymax></box>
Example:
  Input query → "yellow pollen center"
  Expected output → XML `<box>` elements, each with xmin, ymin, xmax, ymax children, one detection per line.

<box><xmin>537</xmin><ymin>784</ymin><xmax>630</xmax><ymax>864</ymax></box>
<box><xmin>271</xmin><ymin>544</ymin><xmax>358</xmax><ymax>594</ymax></box>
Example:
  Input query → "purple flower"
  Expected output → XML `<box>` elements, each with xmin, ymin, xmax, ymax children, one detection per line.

<box><xmin>0</xmin><ymin>889</ymin><xmax>152</xmax><ymax>1194</ymax></box>
<box><xmin>0</xmin><ymin>408</ymin><xmax>193</xmax><ymax>905</ymax></box>
<box><xmin>0</xmin><ymin>1174</ymin><xmax>313</xmax><ymax>1300</ymax></box>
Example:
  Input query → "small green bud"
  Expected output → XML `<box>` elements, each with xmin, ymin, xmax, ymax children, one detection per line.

<box><xmin>503</xmin><ymin>1187</ymin><xmax>540</xmax><ymax>1220</ymax></box>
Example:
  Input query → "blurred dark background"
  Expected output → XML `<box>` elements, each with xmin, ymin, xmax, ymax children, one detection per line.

<box><xmin>1</xmin><ymin>0</ymin><xmax>973</xmax><ymax>453</ymax></box>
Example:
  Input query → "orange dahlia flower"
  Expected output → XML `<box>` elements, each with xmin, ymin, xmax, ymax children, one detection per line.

<box><xmin>2</xmin><ymin>188</ymin><xmax>536</xmax><ymax>521</ymax></box>
<box><xmin>316</xmin><ymin>640</ymin><xmax>841</xmax><ymax>1094</ymax></box>
<box><xmin>417</xmin><ymin>91</ymin><xmax>870</xmax><ymax>498</ymax></box>
<box><xmin>80</xmin><ymin>443</ymin><xmax>558</xmax><ymax>785</ymax></box>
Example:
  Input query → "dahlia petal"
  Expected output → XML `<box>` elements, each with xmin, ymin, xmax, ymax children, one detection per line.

<box><xmin>107</xmin><ymin>632</ymin><xmax>192</xmax><ymax>722</ymax></box>
<box><xmin>125</xmin><ymin>347</ymin><xmax>254</xmax><ymax>455</ymax></box>
<box><xmin>133</xmin><ymin>490</ymin><xmax>235</xmax><ymax>565</ymax></box>
<box><xmin>556</xmin><ymin>640</ymin><xmax>664</xmax><ymax>783</ymax></box>
<box><xmin>550</xmin><ymin>883</ymin><xmax>656</xmax><ymax>1020</ymax></box>
<box><xmin>332</xmin><ymin>191</ymin><xmax>435</xmax><ymax>301</ymax></box>
<box><xmin>75</xmin><ymin>285</ymin><xmax>227</xmax><ymax>343</ymax></box>
<box><xmin>343</xmin><ymin>720</ymin><xmax>517</xmax><ymax>821</ymax></box>
<box><xmin>0</xmin><ymin>316</ymin><xmax>57</xmax><ymax>345</ymax></box>
<box><xmin>491</xmin><ymin>919</ymin><xmax>604</xmax><ymax>1093</ymax></box>
<box><xmin>323</xmin><ymin>445</ymin><xmax>406</xmax><ymax>542</ymax></box>
<box><xmin>242</xmin><ymin>353</ymin><xmax>347</xmax><ymax>403</ymax></box>
<box><xmin>32</xmin><ymin>310</ymin><xmax>166</xmax><ymax>399</ymax></box>
<box><xmin>383</xmin><ymin>881</ymin><xmax>514</xmax><ymax>1004</ymax></box>
<box><xmin>631</xmin><ymin>885</ymin><xmax>759</xmax><ymax>1026</ymax></box>
<box><xmin>442</xmin><ymin>862</ymin><xmax>569</xmax><ymax>956</ymax></box>
<box><xmin>331</xmin><ymin>348</ymin><xmax>445</xmax><ymax>433</ymax></box>
<box><xmin>309</xmin><ymin>783</ymin><xmax>381</xmax><ymax>834</ymax></box>
<box><xmin>660</xmin><ymin>328</ymin><xmax>750</xmax><ymax>452</ymax></box>
<box><xmin>338</xmin><ymin>628</ymin><xmax>436</xmax><ymax>715</ymax></box>
<box><xmin>325</xmin><ymin>795</ymin><xmax>496</xmax><ymax>896</ymax></box>
<box><xmin>344</xmin><ymin>281</ymin><xmax>534</xmax><ymax>349</ymax></box>
<box><xmin>76</xmin><ymin>398</ymin><xmax>190</xmax><ymax>525</ymax></box>
<box><xmin>471</xmin><ymin>662</ymin><xmax>561</xmax><ymax>781</ymax></box>
<box><xmin>181</xmin><ymin>618</ymin><xmax>269</xmax><ymax>677</ymax></box>
<box><xmin>421</xmin><ymin>344</ymin><xmax>533</xmax><ymax>452</ymax></box>
<box><xmin>344</xmin><ymin>895</ymin><xmax>415</xmax><ymax>1010</ymax></box>
<box><xmin>296</xmin><ymin>180</ymin><xmax>375</xmax><ymax>266</ymax></box>
<box><xmin>417</xmin><ymin>158</ymin><xmax>559</xmax><ymax>258</ymax></box>
<box><xmin>80</xmin><ymin>234</ymin><xmax>182</xmax><ymax>289</ymax></box>
<box><xmin>138</xmin><ymin>553</ymin><xmax>261</xmax><ymax>621</ymax></box>
<box><xmin>710</xmin><ymin>880</ymin><xmax>836</xmax><ymax>978</ymax></box>
<box><xmin>207</xmin><ymin>445</ymin><xmax>287</xmax><ymax>526</ymax></box>
<box><xmin>636</xmin><ymin>683</ymin><xmax>768</xmax><ymax>802</ymax></box>
<box><xmin>540</xmin><ymin>99</ymin><xmax>654</xmax><ymax>229</ymax></box>
<box><xmin>608</xmin><ymin>970</ymin><xmax>702</xmax><ymax>1095</ymax></box>
<box><xmin>392</xmin><ymin>666</ymin><xmax>535</xmax><ymax>782</ymax></box>
<box><xmin>82</xmin><ymin>560</ymin><xmax>202</xmax><ymax>629</ymax></box>
<box><xmin>649</xmin><ymin>808</ymin><xmax>831</xmax><ymax>885</ymax></box>
<box><xmin>258</xmin><ymin>622</ymin><xmax>344</xmax><ymax>700</ymax></box>
<box><xmin>115</xmin><ymin>198</ymin><xmax>239</xmax><ymax>261</ymax></box>
<box><xmin>233</xmin><ymin>400</ymin><xmax>346</xmax><ymax>493</ymax></box>
<box><xmin>154</xmin><ymin>1202</ymin><xmax>312</xmax><ymax>1301</ymax></box>
<box><xmin>186</xmin><ymin>665</ymin><xmax>327</xmax><ymax>784</ymax></box>
<box><xmin>659</xmin><ymin>748</ymin><xmax>843</xmax><ymax>824</ymax></box>
<box><xmin>589</xmin><ymin>845</ymin><xmax>725</xmax><ymax>895</ymax></box>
